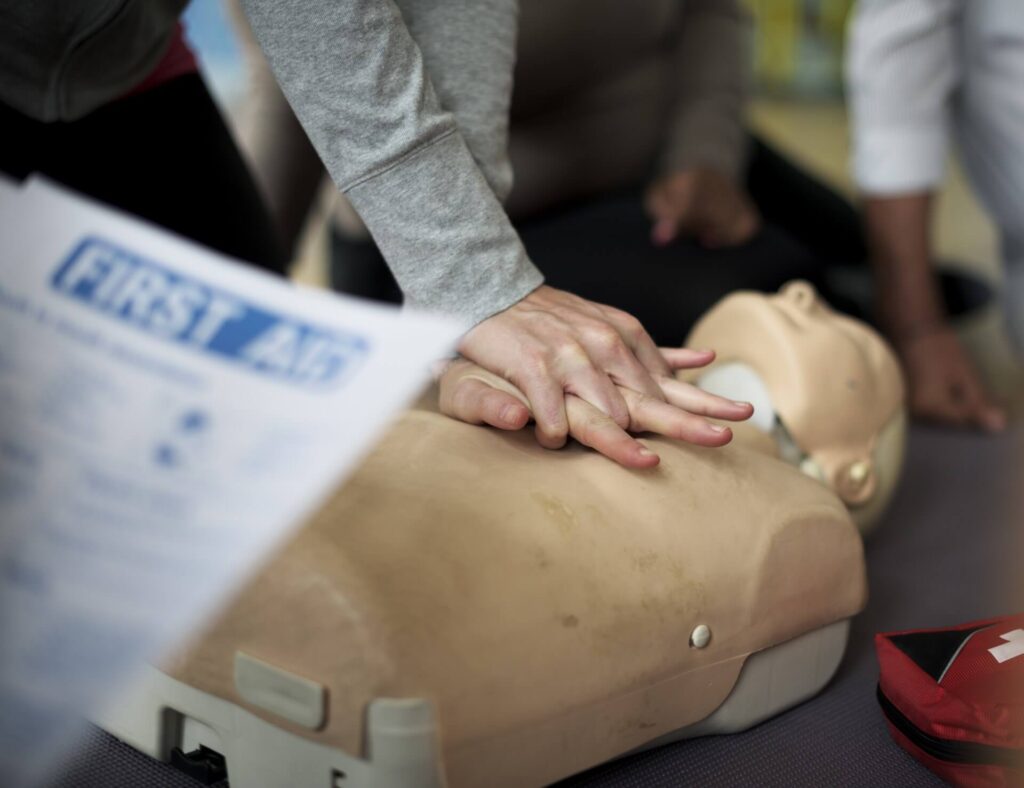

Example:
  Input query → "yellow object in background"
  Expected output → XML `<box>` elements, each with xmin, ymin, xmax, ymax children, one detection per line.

<box><xmin>745</xmin><ymin>0</ymin><xmax>854</xmax><ymax>97</ymax></box>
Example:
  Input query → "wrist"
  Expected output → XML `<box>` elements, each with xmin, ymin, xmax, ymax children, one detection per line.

<box><xmin>875</xmin><ymin>280</ymin><xmax>947</xmax><ymax>346</ymax></box>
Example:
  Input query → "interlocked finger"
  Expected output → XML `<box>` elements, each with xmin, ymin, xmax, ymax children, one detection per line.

<box><xmin>656</xmin><ymin>376</ymin><xmax>754</xmax><ymax>421</ymax></box>
<box><xmin>619</xmin><ymin>388</ymin><xmax>735</xmax><ymax>447</ymax></box>
<box><xmin>564</xmin><ymin>395</ymin><xmax>659</xmax><ymax>469</ymax></box>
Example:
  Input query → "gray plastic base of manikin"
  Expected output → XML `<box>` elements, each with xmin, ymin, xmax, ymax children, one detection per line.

<box><xmin>93</xmin><ymin>619</ymin><xmax>849</xmax><ymax>788</ymax></box>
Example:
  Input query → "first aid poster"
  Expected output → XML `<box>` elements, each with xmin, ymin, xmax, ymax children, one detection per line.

<box><xmin>0</xmin><ymin>177</ymin><xmax>461</xmax><ymax>787</ymax></box>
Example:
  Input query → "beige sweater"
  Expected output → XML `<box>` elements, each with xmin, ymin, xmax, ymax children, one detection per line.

<box><xmin>508</xmin><ymin>0</ymin><xmax>751</xmax><ymax>217</ymax></box>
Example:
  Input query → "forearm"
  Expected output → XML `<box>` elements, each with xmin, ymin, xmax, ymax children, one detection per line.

<box><xmin>393</xmin><ymin>0</ymin><xmax>518</xmax><ymax>203</ymax></box>
<box><xmin>660</xmin><ymin>0</ymin><xmax>751</xmax><ymax>180</ymax></box>
<box><xmin>864</xmin><ymin>193</ymin><xmax>947</xmax><ymax>337</ymax></box>
<box><xmin>849</xmin><ymin>0</ymin><xmax>962</xmax><ymax>335</ymax></box>
<box><xmin>864</xmin><ymin>193</ymin><xmax>1005</xmax><ymax>431</ymax></box>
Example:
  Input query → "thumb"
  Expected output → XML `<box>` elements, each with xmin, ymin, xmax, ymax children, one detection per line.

<box><xmin>440</xmin><ymin>376</ymin><xmax>531</xmax><ymax>431</ymax></box>
<box><xmin>438</xmin><ymin>361</ymin><xmax>533</xmax><ymax>431</ymax></box>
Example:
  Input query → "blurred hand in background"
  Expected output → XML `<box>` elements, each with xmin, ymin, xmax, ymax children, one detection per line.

<box><xmin>645</xmin><ymin>168</ymin><xmax>761</xmax><ymax>249</ymax></box>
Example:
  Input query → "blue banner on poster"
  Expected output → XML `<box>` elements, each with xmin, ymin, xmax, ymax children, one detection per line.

<box><xmin>51</xmin><ymin>237</ymin><xmax>369</xmax><ymax>388</ymax></box>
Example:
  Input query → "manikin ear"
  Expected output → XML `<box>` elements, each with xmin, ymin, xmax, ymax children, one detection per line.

<box><xmin>779</xmin><ymin>279</ymin><xmax>821</xmax><ymax>313</ymax></box>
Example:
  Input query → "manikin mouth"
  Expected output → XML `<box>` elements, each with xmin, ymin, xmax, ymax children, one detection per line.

<box><xmin>771</xmin><ymin>415</ymin><xmax>826</xmax><ymax>483</ymax></box>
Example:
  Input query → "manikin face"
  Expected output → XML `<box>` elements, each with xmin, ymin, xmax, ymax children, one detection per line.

<box><xmin>688</xmin><ymin>281</ymin><xmax>906</xmax><ymax>530</ymax></box>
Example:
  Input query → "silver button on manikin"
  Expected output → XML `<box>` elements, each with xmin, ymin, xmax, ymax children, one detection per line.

<box><xmin>690</xmin><ymin>624</ymin><xmax>711</xmax><ymax>649</ymax></box>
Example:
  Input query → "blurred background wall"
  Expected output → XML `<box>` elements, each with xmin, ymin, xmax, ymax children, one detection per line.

<box><xmin>747</xmin><ymin>0</ymin><xmax>852</xmax><ymax>98</ymax></box>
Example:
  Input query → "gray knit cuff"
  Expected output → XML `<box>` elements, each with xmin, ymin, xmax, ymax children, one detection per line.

<box><xmin>346</xmin><ymin>130</ymin><xmax>544</xmax><ymax>327</ymax></box>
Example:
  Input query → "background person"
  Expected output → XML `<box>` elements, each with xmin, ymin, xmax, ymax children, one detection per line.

<box><xmin>847</xmin><ymin>0</ymin><xmax>1022</xmax><ymax>430</ymax></box>
<box><xmin>0</xmin><ymin>5</ymin><xmax>286</xmax><ymax>274</ymax></box>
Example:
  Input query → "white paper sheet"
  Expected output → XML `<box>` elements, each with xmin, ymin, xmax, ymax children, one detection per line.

<box><xmin>0</xmin><ymin>179</ymin><xmax>462</xmax><ymax>786</ymax></box>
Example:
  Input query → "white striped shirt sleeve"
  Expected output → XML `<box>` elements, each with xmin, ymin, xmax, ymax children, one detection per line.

<box><xmin>845</xmin><ymin>0</ymin><xmax>962</xmax><ymax>195</ymax></box>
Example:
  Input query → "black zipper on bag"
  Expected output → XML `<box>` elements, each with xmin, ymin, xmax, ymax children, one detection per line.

<box><xmin>876</xmin><ymin>685</ymin><xmax>1024</xmax><ymax>768</ymax></box>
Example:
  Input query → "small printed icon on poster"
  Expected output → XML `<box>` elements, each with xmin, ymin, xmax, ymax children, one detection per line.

<box><xmin>154</xmin><ymin>408</ymin><xmax>211</xmax><ymax>470</ymax></box>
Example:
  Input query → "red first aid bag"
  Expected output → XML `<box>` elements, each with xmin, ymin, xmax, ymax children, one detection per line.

<box><xmin>876</xmin><ymin>614</ymin><xmax>1024</xmax><ymax>787</ymax></box>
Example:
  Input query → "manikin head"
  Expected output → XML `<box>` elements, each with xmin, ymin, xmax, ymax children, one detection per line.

<box><xmin>686</xmin><ymin>281</ymin><xmax>907</xmax><ymax>534</ymax></box>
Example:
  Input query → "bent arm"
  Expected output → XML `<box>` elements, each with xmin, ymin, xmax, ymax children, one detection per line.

<box><xmin>847</xmin><ymin>0</ymin><xmax>961</xmax><ymax>330</ymax></box>
<box><xmin>848</xmin><ymin>1</ymin><xmax>1005</xmax><ymax>430</ymax></box>
<box><xmin>659</xmin><ymin>0</ymin><xmax>752</xmax><ymax>180</ymax></box>
<box><xmin>863</xmin><ymin>193</ymin><xmax>946</xmax><ymax>336</ymax></box>
<box><xmin>240</xmin><ymin>0</ymin><xmax>542</xmax><ymax>325</ymax></box>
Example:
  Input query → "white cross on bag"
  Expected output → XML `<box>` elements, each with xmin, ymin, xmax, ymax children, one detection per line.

<box><xmin>988</xmin><ymin>629</ymin><xmax>1024</xmax><ymax>664</ymax></box>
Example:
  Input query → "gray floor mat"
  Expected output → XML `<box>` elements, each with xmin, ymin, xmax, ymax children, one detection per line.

<box><xmin>52</xmin><ymin>425</ymin><xmax>1022</xmax><ymax>788</ymax></box>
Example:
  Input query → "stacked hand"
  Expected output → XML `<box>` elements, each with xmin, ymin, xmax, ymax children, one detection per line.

<box><xmin>450</xmin><ymin>167</ymin><xmax>761</xmax><ymax>465</ymax></box>
<box><xmin>454</xmin><ymin>286</ymin><xmax>753</xmax><ymax>468</ymax></box>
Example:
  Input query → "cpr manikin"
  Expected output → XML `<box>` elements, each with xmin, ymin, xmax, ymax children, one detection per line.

<box><xmin>687</xmin><ymin>281</ymin><xmax>906</xmax><ymax>534</ymax></box>
<box><xmin>95</xmin><ymin>284</ymin><xmax>900</xmax><ymax>788</ymax></box>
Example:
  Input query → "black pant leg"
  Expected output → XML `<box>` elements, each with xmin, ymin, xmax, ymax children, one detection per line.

<box><xmin>745</xmin><ymin>136</ymin><xmax>868</xmax><ymax>267</ymax></box>
<box><xmin>0</xmin><ymin>74</ymin><xmax>286</xmax><ymax>275</ymax></box>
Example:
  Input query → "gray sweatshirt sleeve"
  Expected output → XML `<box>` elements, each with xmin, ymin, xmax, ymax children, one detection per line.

<box><xmin>393</xmin><ymin>0</ymin><xmax>517</xmax><ymax>203</ymax></box>
<box><xmin>240</xmin><ymin>0</ymin><xmax>543</xmax><ymax>326</ymax></box>
<box><xmin>659</xmin><ymin>0</ymin><xmax>752</xmax><ymax>180</ymax></box>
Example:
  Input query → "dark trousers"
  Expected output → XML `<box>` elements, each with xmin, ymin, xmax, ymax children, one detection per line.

<box><xmin>331</xmin><ymin>138</ymin><xmax>871</xmax><ymax>347</ymax></box>
<box><xmin>0</xmin><ymin>74</ymin><xmax>286</xmax><ymax>275</ymax></box>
